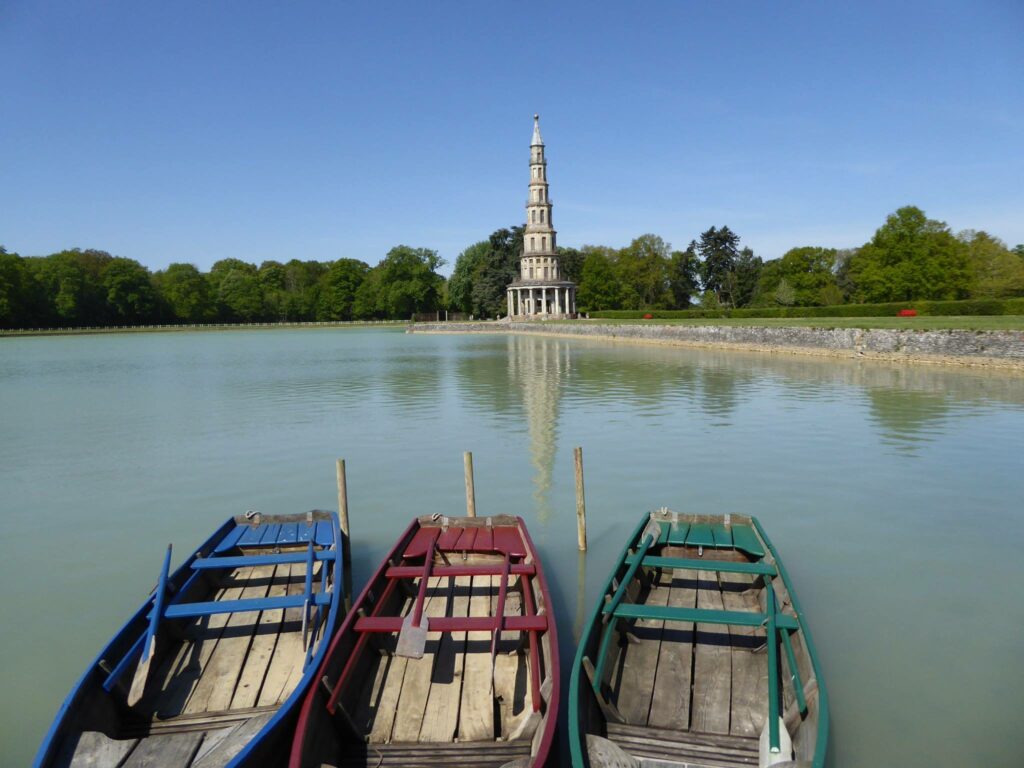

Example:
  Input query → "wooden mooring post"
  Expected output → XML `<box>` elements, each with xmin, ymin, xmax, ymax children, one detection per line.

<box><xmin>335</xmin><ymin>458</ymin><xmax>354</xmax><ymax>611</ymax></box>
<box><xmin>464</xmin><ymin>451</ymin><xmax>477</xmax><ymax>517</ymax></box>
<box><xmin>574</xmin><ymin>446</ymin><xmax>587</xmax><ymax>551</ymax></box>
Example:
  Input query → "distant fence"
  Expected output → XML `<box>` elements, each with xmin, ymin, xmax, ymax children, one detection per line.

<box><xmin>0</xmin><ymin>319</ymin><xmax>408</xmax><ymax>337</ymax></box>
<box><xmin>410</xmin><ymin>312</ymin><xmax>471</xmax><ymax>322</ymax></box>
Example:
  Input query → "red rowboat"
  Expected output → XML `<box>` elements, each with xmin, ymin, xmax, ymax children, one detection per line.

<box><xmin>289</xmin><ymin>514</ymin><xmax>559</xmax><ymax>768</ymax></box>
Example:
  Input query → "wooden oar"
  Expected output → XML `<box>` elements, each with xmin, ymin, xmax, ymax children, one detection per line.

<box><xmin>396</xmin><ymin>536</ymin><xmax>436</xmax><ymax>659</ymax></box>
<box><xmin>128</xmin><ymin>544</ymin><xmax>172</xmax><ymax>706</ymax></box>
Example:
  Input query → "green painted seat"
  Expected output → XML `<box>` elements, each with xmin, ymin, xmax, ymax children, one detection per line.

<box><xmin>731</xmin><ymin>524</ymin><xmax>766</xmax><ymax>557</ymax></box>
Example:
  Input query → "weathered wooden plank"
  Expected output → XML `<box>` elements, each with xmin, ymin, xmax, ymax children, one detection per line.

<box><xmin>690</xmin><ymin>570</ymin><xmax>732</xmax><ymax>734</ymax></box>
<box><xmin>120</xmin><ymin>731</ymin><xmax>204</xmax><ymax>768</ymax></box>
<box><xmin>492</xmin><ymin>576</ymin><xmax>530</xmax><ymax>738</ymax></box>
<box><xmin>457</xmin><ymin>574</ymin><xmax>494</xmax><ymax>741</ymax></box>
<box><xmin>391</xmin><ymin>576</ymin><xmax>446</xmax><ymax>742</ymax></box>
<box><xmin>648</xmin><ymin>565</ymin><xmax>697</xmax><ymax>731</ymax></box>
<box><xmin>59</xmin><ymin>731</ymin><xmax>138</xmax><ymax>767</ymax></box>
<box><xmin>229</xmin><ymin>564</ymin><xmax>288</xmax><ymax>709</ymax></box>
<box><xmin>184</xmin><ymin>563</ymin><xmax>274</xmax><ymax>714</ymax></box>
<box><xmin>190</xmin><ymin>713</ymin><xmax>274</xmax><ymax>768</ymax></box>
<box><xmin>419</xmin><ymin>575</ymin><xmax>469</xmax><ymax>742</ymax></box>
<box><xmin>153</xmin><ymin>573</ymin><xmax>248</xmax><ymax>719</ymax></box>
<box><xmin>721</xmin><ymin>573</ymin><xmax>767</xmax><ymax>737</ymax></box>
<box><xmin>615</xmin><ymin>570</ymin><xmax>669</xmax><ymax>726</ymax></box>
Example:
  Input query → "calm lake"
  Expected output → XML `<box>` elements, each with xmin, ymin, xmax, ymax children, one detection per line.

<box><xmin>2</xmin><ymin>327</ymin><xmax>1023</xmax><ymax>766</ymax></box>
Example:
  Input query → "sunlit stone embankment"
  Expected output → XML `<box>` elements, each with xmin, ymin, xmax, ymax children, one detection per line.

<box><xmin>409</xmin><ymin>321</ymin><xmax>1024</xmax><ymax>370</ymax></box>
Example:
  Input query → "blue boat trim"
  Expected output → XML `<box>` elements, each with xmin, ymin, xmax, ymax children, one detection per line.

<box><xmin>163</xmin><ymin>592</ymin><xmax>331</xmax><ymax>619</ymax></box>
<box><xmin>191</xmin><ymin>550</ymin><xmax>334</xmax><ymax>570</ymax></box>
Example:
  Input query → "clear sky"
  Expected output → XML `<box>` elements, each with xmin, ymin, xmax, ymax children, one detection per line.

<box><xmin>2</xmin><ymin>1</ymin><xmax>1021</xmax><ymax>274</ymax></box>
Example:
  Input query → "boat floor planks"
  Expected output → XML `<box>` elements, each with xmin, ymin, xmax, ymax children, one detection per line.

<box><xmin>647</xmin><ymin>563</ymin><xmax>697</xmax><ymax>732</ymax></box>
<box><xmin>457</xmin><ymin>574</ymin><xmax>495</xmax><ymax>742</ymax></box>
<box><xmin>719</xmin><ymin>573</ymin><xmax>767</xmax><ymax>738</ymax></box>
<box><xmin>689</xmin><ymin>570</ymin><xmax>732</xmax><ymax>736</ymax></box>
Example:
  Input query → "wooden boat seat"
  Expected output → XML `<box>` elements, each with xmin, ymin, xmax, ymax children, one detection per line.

<box><xmin>328</xmin><ymin>738</ymin><xmax>532</xmax><ymax>767</ymax></box>
<box><xmin>655</xmin><ymin>521</ymin><xmax>765</xmax><ymax>557</ymax></box>
<box><xmin>623</xmin><ymin>554</ymin><xmax>776</xmax><ymax>576</ymax></box>
<box><xmin>353</xmin><ymin>614</ymin><xmax>547</xmax><ymax>633</ymax></box>
<box><xmin>214</xmin><ymin>520</ymin><xmax>335</xmax><ymax>553</ymax></box>
<box><xmin>403</xmin><ymin>525</ymin><xmax>527</xmax><ymax>558</ymax></box>
<box><xmin>605</xmin><ymin>722</ymin><xmax>759</xmax><ymax>767</ymax></box>
<box><xmin>609</xmin><ymin>603</ymin><xmax>799</xmax><ymax>631</ymax></box>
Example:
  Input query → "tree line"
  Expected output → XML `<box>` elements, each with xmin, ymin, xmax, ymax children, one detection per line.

<box><xmin>3</xmin><ymin>205</ymin><xmax>1022</xmax><ymax>328</ymax></box>
<box><xmin>0</xmin><ymin>245</ymin><xmax>445</xmax><ymax>328</ymax></box>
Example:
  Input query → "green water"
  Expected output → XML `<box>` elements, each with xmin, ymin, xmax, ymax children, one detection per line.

<box><xmin>2</xmin><ymin>328</ymin><xmax>1022</xmax><ymax>766</ymax></box>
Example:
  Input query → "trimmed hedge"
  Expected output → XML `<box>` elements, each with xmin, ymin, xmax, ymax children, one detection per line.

<box><xmin>590</xmin><ymin>298</ymin><xmax>1024</xmax><ymax>320</ymax></box>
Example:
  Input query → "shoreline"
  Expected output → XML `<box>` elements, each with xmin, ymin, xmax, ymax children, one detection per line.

<box><xmin>408</xmin><ymin>321</ymin><xmax>1024</xmax><ymax>372</ymax></box>
<box><xmin>0</xmin><ymin>320</ymin><xmax>406</xmax><ymax>338</ymax></box>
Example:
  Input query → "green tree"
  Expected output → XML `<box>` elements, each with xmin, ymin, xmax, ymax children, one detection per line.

<box><xmin>317</xmin><ymin>258</ymin><xmax>369</xmax><ymax>320</ymax></box>
<box><xmin>210</xmin><ymin>259</ymin><xmax>262</xmax><ymax>321</ymax></box>
<box><xmin>0</xmin><ymin>248</ymin><xmax>44</xmax><ymax>328</ymax></box>
<box><xmin>577</xmin><ymin>248</ymin><xmax>622</xmax><ymax>311</ymax></box>
<box><xmin>448</xmin><ymin>241</ymin><xmax>490</xmax><ymax>314</ymax></box>
<box><xmin>615</xmin><ymin>234</ymin><xmax>671</xmax><ymax>309</ymax></box>
<box><xmin>470</xmin><ymin>227</ymin><xmax>522</xmax><ymax>318</ymax></box>
<box><xmin>764</xmin><ymin>246</ymin><xmax>839</xmax><ymax>306</ymax></box>
<box><xmin>668</xmin><ymin>243</ymin><xmax>700</xmax><ymax>308</ymax></box>
<box><xmin>30</xmin><ymin>250</ymin><xmax>110</xmax><ymax>325</ymax></box>
<box><xmin>153</xmin><ymin>263</ymin><xmax>215</xmax><ymax>322</ymax></box>
<box><xmin>375</xmin><ymin>245</ymin><xmax>446</xmax><ymax>318</ymax></box>
<box><xmin>775</xmin><ymin>278</ymin><xmax>796</xmax><ymax>306</ymax></box>
<box><xmin>847</xmin><ymin>206</ymin><xmax>971</xmax><ymax>302</ymax></box>
<box><xmin>557</xmin><ymin>246</ymin><xmax>585</xmax><ymax>284</ymax></box>
<box><xmin>102</xmin><ymin>257</ymin><xmax>156</xmax><ymax>322</ymax></box>
<box><xmin>729</xmin><ymin>247</ymin><xmax>763</xmax><ymax>308</ymax></box>
<box><xmin>697</xmin><ymin>226</ymin><xmax>739</xmax><ymax>306</ymax></box>
<box><xmin>959</xmin><ymin>230</ymin><xmax>1024</xmax><ymax>298</ymax></box>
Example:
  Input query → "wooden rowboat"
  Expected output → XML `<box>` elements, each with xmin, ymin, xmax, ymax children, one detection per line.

<box><xmin>569</xmin><ymin>510</ymin><xmax>828</xmax><ymax>768</ymax></box>
<box><xmin>289</xmin><ymin>514</ymin><xmax>559</xmax><ymax>768</ymax></box>
<box><xmin>35</xmin><ymin>511</ymin><xmax>345</xmax><ymax>768</ymax></box>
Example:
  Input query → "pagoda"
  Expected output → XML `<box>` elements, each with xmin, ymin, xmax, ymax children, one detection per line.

<box><xmin>507</xmin><ymin>115</ymin><xmax>576</xmax><ymax>318</ymax></box>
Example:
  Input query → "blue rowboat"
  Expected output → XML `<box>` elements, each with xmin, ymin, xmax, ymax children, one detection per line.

<box><xmin>35</xmin><ymin>511</ymin><xmax>345</xmax><ymax>768</ymax></box>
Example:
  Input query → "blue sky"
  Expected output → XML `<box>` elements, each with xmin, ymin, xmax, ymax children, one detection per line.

<box><xmin>2</xmin><ymin>1</ymin><xmax>1021</xmax><ymax>274</ymax></box>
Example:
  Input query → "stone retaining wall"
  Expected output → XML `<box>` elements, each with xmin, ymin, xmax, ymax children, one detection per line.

<box><xmin>408</xmin><ymin>321</ymin><xmax>1024</xmax><ymax>369</ymax></box>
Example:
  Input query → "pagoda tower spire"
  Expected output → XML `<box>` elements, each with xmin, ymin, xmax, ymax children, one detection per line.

<box><xmin>507</xmin><ymin>114</ymin><xmax>576</xmax><ymax>319</ymax></box>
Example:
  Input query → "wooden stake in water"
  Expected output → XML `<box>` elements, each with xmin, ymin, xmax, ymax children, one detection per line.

<box><xmin>574</xmin><ymin>446</ymin><xmax>587</xmax><ymax>551</ymax></box>
<box><xmin>336</xmin><ymin>458</ymin><xmax>353</xmax><ymax>611</ymax></box>
<box><xmin>464</xmin><ymin>451</ymin><xmax>477</xmax><ymax>517</ymax></box>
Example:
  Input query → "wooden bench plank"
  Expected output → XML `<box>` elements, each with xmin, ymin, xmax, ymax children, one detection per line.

<box><xmin>731</xmin><ymin>525</ymin><xmax>765</xmax><ymax>558</ymax></box>
<box><xmin>256</xmin><ymin>562</ymin><xmax>307</xmax><ymax>707</ymax></box>
<box><xmin>120</xmin><ymin>731</ymin><xmax>204</xmax><ymax>768</ymax></box>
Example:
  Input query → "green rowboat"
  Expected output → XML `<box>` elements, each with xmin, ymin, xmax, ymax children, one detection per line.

<box><xmin>569</xmin><ymin>509</ymin><xmax>828</xmax><ymax>767</ymax></box>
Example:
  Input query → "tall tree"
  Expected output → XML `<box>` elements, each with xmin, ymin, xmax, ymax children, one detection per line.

<box><xmin>102</xmin><ymin>257</ymin><xmax>156</xmax><ymax>322</ymax></box>
<box><xmin>447</xmin><ymin>240</ymin><xmax>490</xmax><ymax>314</ymax></box>
<box><xmin>577</xmin><ymin>247</ymin><xmax>622</xmax><ymax>311</ymax></box>
<box><xmin>615</xmin><ymin>234</ymin><xmax>671</xmax><ymax>309</ymax></box>
<box><xmin>210</xmin><ymin>259</ymin><xmax>262</xmax><ymax>320</ymax></box>
<box><xmin>959</xmin><ymin>230</ymin><xmax>1024</xmax><ymax>298</ymax></box>
<box><xmin>697</xmin><ymin>226</ymin><xmax>739</xmax><ymax>306</ymax></box>
<box><xmin>317</xmin><ymin>258</ymin><xmax>369</xmax><ymax>320</ymax></box>
<box><xmin>729</xmin><ymin>247</ymin><xmax>763</xmax><ymax>308</ymax></box>
<box><xmin>153</xmin><ymin>263</ymin><xmax>215</xmax><ymax>322</ymax></box>
<box><xmin>847</xmin><ymin>206</ymin><xmax>971</xmax><ymax>302</ymax></box>
<box><xmin>557</xmin><ymin>246</ymin><xmax>585</xmax><ymax>284</ymax></box>
<box><xmin>668</xmin><ymin>243</ymin><xmax>700</xmax><ymax>309</ymax></box>
<box><xmin>470</xmin><ymin>227</ymin><xmax>522</xmax><ymax>318</ymax></box>
<box><xmin>375</xmin><ymin>245</ymin><xmax>446</xmax><ymax>318</ymax></box>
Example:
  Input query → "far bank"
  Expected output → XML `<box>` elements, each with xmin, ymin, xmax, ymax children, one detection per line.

<box><xmin>408</xmin><ymin>320</ymin><xmax>1024</xmax><ymax>371</ymax></box>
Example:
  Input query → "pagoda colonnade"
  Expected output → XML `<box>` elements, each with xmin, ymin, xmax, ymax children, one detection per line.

<box><xmin>507</xmin><ymin>285</ymin><xmax>576</xmax><ymax>318</ymax></box>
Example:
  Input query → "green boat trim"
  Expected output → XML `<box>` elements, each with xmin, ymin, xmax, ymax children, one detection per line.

<box><xmin>623</xmin><ymin>553</ymin><xmax>777</xmax><ymax>576</ymax></box>
<box><xmin>752</xmin><ymin>516</ymin><xmax>829</xmax><ymax>768</ymax></box>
